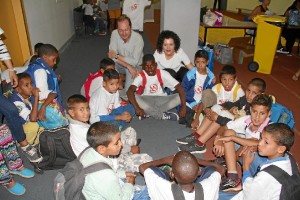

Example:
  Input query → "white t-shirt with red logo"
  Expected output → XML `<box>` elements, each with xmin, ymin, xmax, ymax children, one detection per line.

<box><xmin>193</xmin><ymin>71</ymin><xmax>207</xmax><ymax>103</ymax></box>
<box><xmin>89</xmin><ymin>87</ymin><xmax>121</xmax><ymax>124</ymax></box>
<box><xmin>132</xmin><ymin>69</ymin><xmax>179</xmax><ymax>96</ymax></box>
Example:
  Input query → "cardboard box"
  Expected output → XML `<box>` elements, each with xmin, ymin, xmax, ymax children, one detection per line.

<box><xmin>229</xmin><ymin>37</ymin><xmax>254</xmax><ymax>49</ymax></box>
<box><xmin>233</xmin><ymin>47</ymin><xmax>254</xmax><ymax>64</ymax></box>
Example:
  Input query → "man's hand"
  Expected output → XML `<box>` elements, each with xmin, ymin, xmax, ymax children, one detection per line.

<box><xmin>127</xmin><ymin>65</ymin><xmax>139</xmax><ymax>79</ymax></box>
<box><xmin>108</xmin><ymin>49</ymin><xmax>117</xmax><ymax>59</ymax></box>
<box><xmin>9</xmin><ymin>70</ymin><xmax>18</xmax><ymax>88</ymax></box>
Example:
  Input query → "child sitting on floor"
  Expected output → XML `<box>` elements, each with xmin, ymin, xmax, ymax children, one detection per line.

<box><xmin>89</xmin><ymin>69</ymin><xmax>134</xmax><ymax>130</ymax></box>
<box><xmin>10</xmin><ymin>73</ymin><xmax>44</xmax><ymax>145</ymax></box>
<box><xmin>80</xmin><ymin>57</ymin><xmax>123</xmax><ymax>101</ymax></box>
<box><xmin>228</xmin><ymin>123</ymin><xmax>295</xmax><ymax>200</ymax></box>
<box><xmin>127</xmin><ymin>54</ymin><xmax>187</xmax><ymax>121</ymax></box>
<box><xmin>68</xmin><ymin>94</ymin><xmax>151</xmax><ymax>172</ymax></box>
<box><xmin>80</xmin><ymin>122</ymin><xmax>149</xmax><ymax>199</ymax></box>
<box><xmin>216</xmin><ymin>94</ymin><xmax>272</xmax><ymax>192</ymax></box>
<box><xmin>180</xmin><ymin>49</ymin><xmax>215</xmax><ymax>128</ymax></box>
<box><xmin>139</xmin><ymin>150</ymin><xmax>225</xmax><ymax>200</ymax></box>
<box><xmin>0</xmin><ymin>124</ymin><xmax>35</xmax><ymax>196</ymax></box>
<box><xmin>178</xmin><ymin>65</ymin><xmax>245</xmax><ymax>153</ymax></box>
<box><xmin>25</xmin><ymin>44</ymin><xmax>68</xmax><ymax>130</ymax></box>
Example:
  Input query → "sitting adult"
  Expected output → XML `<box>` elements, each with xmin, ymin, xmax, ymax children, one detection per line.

<box><xmin>281</xmin><ymin>0</ymin><xmax>300</xmax><ymax>54</ymax></box>
<box><xmin>154</xmin><ymin>30</ymin><xmax>193</xmax><ymax>83</ymax></box>
<box><xmin>108</xmin><ymin>14</ymin><xmax>144</xmax><ymax>91</ymax></box>
<box><xmin>248</xmin><ymin>0</ymin><xmax>272</xmax><ymax>21</ymax></box>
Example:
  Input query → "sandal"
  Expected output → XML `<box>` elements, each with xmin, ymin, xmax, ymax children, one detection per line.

<box><xmin>292</xmin><ymin>74</ymin><xmax>299</xmax><ymax>81</ymax></box>
<box><xmin>10</xmin><ymin>168</ymin><xmax>35</xmax><ymax>178</ymax></box>
<box><xmin>5</xmin><ymin>182</ymin><xmax>26</xmax><ymax>196</ymax></box>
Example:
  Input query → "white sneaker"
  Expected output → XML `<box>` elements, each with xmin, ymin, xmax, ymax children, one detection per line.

<box><xmin>276</xmin><ymin>48</ymin><xmax>289</xmax><ymax>54</ymax></box>
<box><xmin>162</xmin><ymin>112</ymin><xmax>179</xmax><ymax>121</ymax></box>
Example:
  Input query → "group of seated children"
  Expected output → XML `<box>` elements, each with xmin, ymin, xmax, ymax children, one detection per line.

<box><xmin>3</xmin><ymin>40</ymin><xmax>298</xmax><ymax>200</ymax></box>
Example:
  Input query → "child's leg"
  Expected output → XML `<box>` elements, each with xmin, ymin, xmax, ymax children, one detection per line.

<box><xmin>223</xmin><ymin>130</ymin><xmax>238</xmax><ymax>173</ymax></box>
<box><xmin>197</xmin><ymin>121</ymin><xmax>221</xmax><ymax>144</ymax></box>
<box><xmin>23</xmin><ymin>122</ymin><xmax>44</xmax><ymax>145</ymax></box>
<box><xmin>135</xmin><ymin>95</ymin><xmax>160</xmax><ymax>119</ymax></box>
<box><xmin>196</xmin><ymin>116</ymin><xmax>213</xmax><ymax>136</ymax></box>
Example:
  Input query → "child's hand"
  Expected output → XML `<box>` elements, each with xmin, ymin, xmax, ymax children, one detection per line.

<box><xmin>121</xmin><ymin>111</ymin><xmax>132</xmax><ymax>122</ymax></box>
<box><xmin>178</xmin><ymin>106</ymin><xmax>186</xmax><ymax>118</ymax></box>
<box><xmin>242</xmin><ymin>146</ymin><xmax>255</xmax><ymax>170</ymax></box>
<box><xmin>217</xmin><ymin>136</ymin><xmax>232</xmax><ymax>143</ymax></box>
<box><xmin>229</xmin><ymin>106</ymin><xmax>238</xmax><ymax>114</ymax></box>
<box><xmin>32</xmin><ymin>88</ymin><xmax>40</xmax><ymax>97</ymax></box>
<box><xmin>213</xmin><ymin>140</ymin><xmax>225</xmax><ymax>157</ymax></box>
<box><xmin>130</xmin><ymin>145</ymin><xmax>140</xmax><ymax>154</ymax></box>
<box><xmin>135</xmin><ymin>107</ymin><xmax>145</xmax><ymax>117</ymax></box>
<box><xmin>204</xmin><ymin>108</ymin><xmax>211</xmax><ymax>115</ymax></box>
<box><xmin>56</xmin><ymin>74</ymin><xmax>62</xmax><ymax>83</ymax></box>
<box><xmin>207</xmin><ymin>110</ymin><xmax>218</xmax><ymax>121</ymax></box>
<box><xmin>125</xmin><ymin>172</ymin><xmax>136</xmax><ymax>184</ymax></box>
<box><xmin>191</xmin><ymin>119</ymin><xmax>199</xmax><ymax>130</ymax></box>
<box><xmin>38</xmin><ymin>106</ymin><xmax>46</xmax><ymax>121</ymax></box>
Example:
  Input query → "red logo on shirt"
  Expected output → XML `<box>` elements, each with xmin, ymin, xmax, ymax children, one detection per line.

<box><xmin>150</xmin><ymin>84</ymin><xmax>158</xmax><ymax>93</ymax></box>
<box><xmin>194</xmin><ymin>86</ymin><xmax>203</xmax><ymax>94</ymax></box>
<box><xmin>131</xmin><ymin>3</ymin><xmax>138</xmax><ymax>10</ymax></box>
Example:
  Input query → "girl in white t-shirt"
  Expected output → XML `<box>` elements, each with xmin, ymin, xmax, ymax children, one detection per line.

<box><xmin>154</xmin><ymin>30</ymin><xmax>193</xmax><ymax>82</ymax></box>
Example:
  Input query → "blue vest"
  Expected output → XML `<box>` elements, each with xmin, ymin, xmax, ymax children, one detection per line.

<box><xmin>25</xmin><ymin>58</ymin><xmax>62</xmax><ymax>105</ymax></box>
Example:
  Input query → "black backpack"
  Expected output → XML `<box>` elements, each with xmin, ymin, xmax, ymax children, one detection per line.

<box><xmin>171</xmin><ymin>183</ymin><xmax>204</xmax><ymax>200</ymax></box>
<box><xmin>53</xmin><ymin>147</ymin><xmax>111</xmax><ymax>200</ymax></box>
<box><xmin>38</xmin><ymin>127</ymin><xmax>76</xmax><ymax>170</ymax></box>
<box><xmin>262</xmin><ymin>152</ymin><xmax>300</xmax><ymax>200</ymax></box>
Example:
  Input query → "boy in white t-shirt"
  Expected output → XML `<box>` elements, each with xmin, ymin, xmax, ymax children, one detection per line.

<box><xmin>89</xmin><ymin>69</ymin><xmax>135</xmax><ymax>130</ymax></box>
<box><xmin>139</xmin><ymin>150</ymin><xmax>225</xmax><ymax>200</ymax></box>
<box><xmin>122</xmin><ymin>0</ymin><xmax>151</xmax><ymax>32</ymax></box>
<box><xmin>80</xmin><ymin>58</ymin><xmax>116</xmax><ymax>102</ymax></box>
<box><xmin>127</xmin><ymin>54</ymin><xmax>187</xmax><ymax>121</ymax></box>
<box><xmin>178</xmin><ymin>65</ymin><xmax>244</xmax><ymax>153</ymax></box>
<box><xmin>216</xmin><ymin>94</ymin><xmax>272</xmax><ymax>192</ymax></box>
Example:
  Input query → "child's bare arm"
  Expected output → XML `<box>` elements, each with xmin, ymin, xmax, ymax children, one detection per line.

<box><xmin>127</xmin><ymin>85</ymin><xmax>145</xmax><ymax>116</ymax></box>
<box><xmin>217</xmin><ymin>135</ymin><xmax>259</xmax><ymax>147</ymax></box>
<box><xmin>139</xmin><ymin>155</ymin><xmax>174</xmax><ymax>175</ymax></box>
<box><xmin>175</xmin><ymin>84</ymin><xmax>186</xmax><ymax>118</ymax></box>
<box><xmin>38</xmin><ymin>92</ymin><xmax>57</xmax><ymax>121</ymax></box>
<box><xmin>29</xmin><ymin>88</ymin><xmax>40</xmax><ymax>122</ymax></box>
<box><xmin>195</xmin><ymin>158</ymin><xmax>226</xmax><ymax>176</ymax></box>
<box><xmin>191</xmin><ymin>103</ymin><xmax>204</xmax><ymax>130</ymax></box>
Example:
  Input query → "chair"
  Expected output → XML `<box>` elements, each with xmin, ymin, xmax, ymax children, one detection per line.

<box><xmin>73</xmin><ymin>8</ymin><xmax>84</xmax><ymax>36</ymax></box>
<box><xmin>83</xmin><ymin>15</ymin><xmax>95</xmax><ymax>35</ymax></box>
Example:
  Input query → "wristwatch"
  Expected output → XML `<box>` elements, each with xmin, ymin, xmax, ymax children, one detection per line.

<box><xmin>115</xmin><ymin>54</ymin><xmax>119</xmax><ymax>60</ymax></box>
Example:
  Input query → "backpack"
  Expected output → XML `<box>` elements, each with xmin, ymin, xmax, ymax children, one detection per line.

<box><xmin>38</xmin><ymin>127</ymin><xmax>76</xmax><ymax>170</ymax></box>
<box><xmin>171</xmin><ymin>183</ymin><xmax>204</xmax><ymax>200</ymax></box>
<box><xmin>215</xmin><ymin>83</ymin><xmax>241</xmax><ymax>101</ymax></box>
<box><xmin>262</xmin><ymin>152</ymin><xmax>300</xmax><ymax>200</ymax></box>
<box><xmin>136</xmin><ymin>70</ymin><xmax>163</xmax><ymax>95</ymax></box>
<box><xmin>270</xmin><ymin>102</ymin><xmax>295</xmax><ymax>129</ymax></box>
<box><xmin>53</xmin><ymin>147</ymin><xmax>111</xmax><ymax>200</ymax></box>
<box><xmin>83</xmin><ymin>71</ymin><xmax>103</xmax><ymax>101</ymax></box>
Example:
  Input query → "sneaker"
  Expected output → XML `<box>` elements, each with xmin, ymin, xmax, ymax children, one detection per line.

<box><xmin>162</xmin><ymin>112</ymin><xmax>179</xmax><ymax>121</ymax></box>
<box><xmin>276</xmin><ymin>48</ymin><xmax>289</xmax><ymax>54</ymax></box>
<box><xmin>220</xmin><ymin>177</ymin><xmax>242</xmax><ymax>192</ymax></box>
<box><xmin>178</xmin><ymin>140</ymin><xmax>206</xmax><ymax>153</ymax></box>
<box><xmin>98</xmin><ymin>31</ymin><xmax>106</xmax><ymax>36</ymax></box>
<box><xmin>138</xmin><ymin>115</ymin><xmax>150</xmax><ymax>120</ymax></box>
<box><xmin>5</xmin><ymin>182</ymin><xmax>26</xmax><ymax>196</ymax></box>
<box><xmin>210</xmin><ymin>157</ymin><xmax>227</xmax><ymax>168</ymax></box>
<box><xmin>10</xmin><ymin>168</ymin><xmax>35</xmax><ymax>178</ymax></box>
<box><xmin>22</xmin><ymin>145</ymin><xmax>43</xmax><ymax>163</ymax></box>
<box><xmin>176</xmin><ymin>134</ymin><xmax>195</xmax><ymax>144</ymax></box>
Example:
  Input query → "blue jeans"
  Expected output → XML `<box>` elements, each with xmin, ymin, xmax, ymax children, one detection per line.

<box><xmin>108</xmin><ymin>104</ymin><xmax>135</xmax><ymax>131</ymax></box>
<box><xmin>0</xmin><ymin>86</ymin><xmax>26</xmax><ymax>142</ymax></box>
<box><xmin>132</xmin><ymin>185</ymin><xmax>150</xmax><ymax>200</ymax></box>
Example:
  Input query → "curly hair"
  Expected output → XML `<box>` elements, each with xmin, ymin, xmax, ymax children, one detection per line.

<box><xmin>156</xmin><ymin>30</ymin><xmax>181</xmax><ymax>53</ymax></box>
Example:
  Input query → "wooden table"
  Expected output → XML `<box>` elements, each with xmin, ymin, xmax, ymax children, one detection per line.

<box><xmin>201</xmin><ymin>20</ymin><xmax>257</xmax><ymax>45</ymax></box>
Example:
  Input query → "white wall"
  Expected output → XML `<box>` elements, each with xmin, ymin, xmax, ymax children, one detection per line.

<box><xmin>161</xmin><ymin>0</ymin><xmax>201</xmax><ymax>61</ymax></box>
<box><xmin>23</xmin><ymin>0</ymin><xmax>80</xmax><ymax>51</ymax></box>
